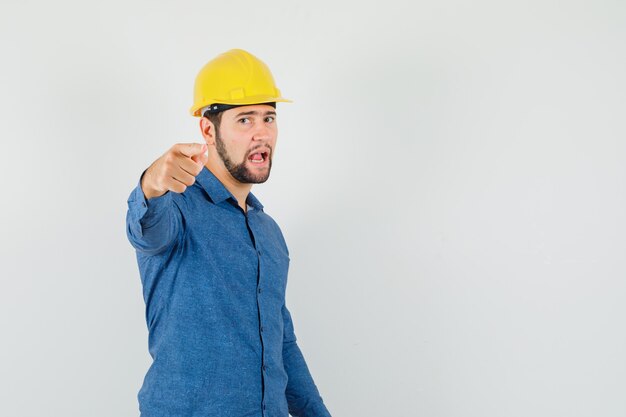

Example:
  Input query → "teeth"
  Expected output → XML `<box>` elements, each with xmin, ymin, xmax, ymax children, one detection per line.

<box><xmin>249</xmin><ymin>151</ymin><xmax>267</xmax><ymax>163</ymax></box>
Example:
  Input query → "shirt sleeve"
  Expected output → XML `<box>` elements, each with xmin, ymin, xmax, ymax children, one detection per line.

<box><xmin>125</xmin><ymin>169</ymin><xmax>183</xmax><ymax>255</ymax></box>
<box><xmin>282</xmin><ymin>303</ymin><xmax>333</xmax><ymax>417</ymax></box>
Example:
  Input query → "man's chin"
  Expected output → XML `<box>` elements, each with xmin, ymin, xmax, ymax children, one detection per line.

<box><xmin>231</xmin><ymin>169</ymin><xmax>271</xmax><ymax>184</ymax></box>
<box><xmin>245</xmin><ymin>161</ymin><xmax>272</xmax><ymax>183</ymax></box>
<box><xmin>248</xmin><ymin>171</ymin><xmax>271</xmax><ymax>184</ymax></box>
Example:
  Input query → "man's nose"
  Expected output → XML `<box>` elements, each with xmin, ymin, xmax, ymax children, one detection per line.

<box><xmin>252</xmin><ymin>122</ymin><xmax>272</xmax><ymax>141</ymax></box>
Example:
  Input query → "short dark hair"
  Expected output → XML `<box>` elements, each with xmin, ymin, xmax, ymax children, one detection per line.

<box><xmin>202</xmin><ymin>102</ymin><xmax>276</xmax><ymax>132</ymax></box>
<box><xmin>203</xmin><ymin>110</ymin><xmax>224</xmax><ymax>134</ymax></box>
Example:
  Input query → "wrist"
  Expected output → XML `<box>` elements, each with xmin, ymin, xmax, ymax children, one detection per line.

<box><xmin>140</xmin><ymin>169</ymin><xmax>164</xmax><ymax>200</ymax></box>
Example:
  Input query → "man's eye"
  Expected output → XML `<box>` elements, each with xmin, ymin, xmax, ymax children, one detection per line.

<box><xmin>238</xmin><ymin>118</ymin><xmax>250</xmax><ymax>124</ymax></box>
<box><xmin>265</xmin><ymin>116</ymin><xmax>275</xmax><ymax>123</ymax></box>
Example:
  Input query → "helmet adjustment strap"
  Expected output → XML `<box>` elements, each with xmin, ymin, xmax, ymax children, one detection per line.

<box><xmin>202</xmin><ymin>102</ymin><xmax>276</xmax><ymax>117</ymax></box>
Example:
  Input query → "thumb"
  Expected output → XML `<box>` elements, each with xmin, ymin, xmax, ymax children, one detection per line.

<box><xmin>179</xmin><ymin>142</ymin><xmax>207</xmax><ymax>158</ymax></box>
<box><xmin>191</xmin><ymin>147</ymin><xmax>208</xmax><ymax>165</ymax></box>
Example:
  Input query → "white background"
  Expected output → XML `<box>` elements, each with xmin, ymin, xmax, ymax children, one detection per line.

<box><xmin>1</xmin><ymin>1</ymin><xmax>625</xmax><ymax>416</ymax></box>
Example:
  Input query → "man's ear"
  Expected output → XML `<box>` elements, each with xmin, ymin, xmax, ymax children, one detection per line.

<box><xmin>199</xmin><ymin>117</ymin><xmax>216</xmax><ymax>146</ymax></box>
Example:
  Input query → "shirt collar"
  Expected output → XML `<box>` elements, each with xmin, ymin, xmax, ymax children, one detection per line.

<box><xmin>195</xmin><ymin>166</ymin><xmax>264</xmax><ymax>211</ymax></box>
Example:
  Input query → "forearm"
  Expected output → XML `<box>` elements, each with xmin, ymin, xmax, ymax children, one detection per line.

<box><xmin>282</xmin><ymin>304</ymin><xmax>332</xmax><ymax>417</ymax></box>
<box><xmin>283</xmin><ymin>339</ymin><xmax>332</xmax><ymax>417</ymax></box>
<box><xmin>125</xmin><ymin>169</ymin><xmax>182</xmax><ymax>255</ymax></box>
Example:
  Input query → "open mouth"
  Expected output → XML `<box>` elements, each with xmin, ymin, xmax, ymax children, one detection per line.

<box><xmin>248</xmin><ymin>150</ymin><xmax>269</xmax><ymax>165</ymax></box>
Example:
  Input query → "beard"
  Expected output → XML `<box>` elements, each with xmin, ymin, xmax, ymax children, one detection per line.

<box><xmin>214</xmin><ymin>128</ymin><xmax>272</xmax><ymax>184</ymax></box>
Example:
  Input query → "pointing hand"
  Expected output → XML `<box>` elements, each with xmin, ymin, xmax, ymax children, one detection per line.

<box><xmin>141</xmin><ymin>143</ymin><xmax>208</xmax><ymax>199</ymax></box>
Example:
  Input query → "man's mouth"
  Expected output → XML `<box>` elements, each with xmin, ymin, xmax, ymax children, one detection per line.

<box><xmin>247</xmin><ymin>150</ymin><xmax>270</xmax><ymax>165</ymax></box>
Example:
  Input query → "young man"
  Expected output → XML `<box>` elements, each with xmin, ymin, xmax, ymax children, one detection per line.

<box><xmin>125</xmin><ymin>49</ymin><xmax>332</xmax><ymax>417</ymax></box>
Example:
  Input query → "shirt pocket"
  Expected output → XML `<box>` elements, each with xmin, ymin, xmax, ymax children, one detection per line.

<box><xmin>261</xmin><ymin>246</ymin><xmax>290</xmax><ymax>299</ymax></box>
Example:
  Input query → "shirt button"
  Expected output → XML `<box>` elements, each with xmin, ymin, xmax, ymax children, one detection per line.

<box><xmin>260</xmin><ymin>325</ymin><xmax>264</xmax><ymax>332</ymax></box>
<box><xmin>257</xmin><ymin>249</ymin><xmax>262</xmax><ymax>256</ymax></box>
<box><xmin>258</xmin><ymin>288</ymin><xmax>262</xmax><ymax>294</ymax></box>
<box><xmin>262</xmin><ymin>365</ymin><xmax>267</xmax><ymax>371</ymax></box>
<box><xmin>263</xmin><ymin>404</ymin><xmax>266</xmax><ymax>410</ymax></box>
<box><xmin>142</xmin><ymin>202</ymin><xmax>147</xmax><ymax>207</ymax></box>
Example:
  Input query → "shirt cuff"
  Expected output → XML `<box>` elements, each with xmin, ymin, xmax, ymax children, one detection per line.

<box><xmin>305</xmin><ymin>401</ymin><xmax>333</xmax><ymax>417</ymax></box>
<box><xmin>126</xmin><ymin>171</ymin><xmax>172</xmax><ymax>238</ymax></box>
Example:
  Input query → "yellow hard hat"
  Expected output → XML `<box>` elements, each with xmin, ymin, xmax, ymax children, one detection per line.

<box><xmin>190</xmin><ymin>48</ymin><xmax>292</xmax><ymax>117</ymax></box>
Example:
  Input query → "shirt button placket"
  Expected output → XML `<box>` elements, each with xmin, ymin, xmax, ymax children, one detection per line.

<box><xmin>250</xmin><ymin>223</ymin><xmax>267</xmax><ymax>416</ymax></box>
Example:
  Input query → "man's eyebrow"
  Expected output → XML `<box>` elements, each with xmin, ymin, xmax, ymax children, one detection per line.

<box><xmin>233</xmin><ymin>110</ymin><xmax>277</xmax><ymax>118</ymax></box>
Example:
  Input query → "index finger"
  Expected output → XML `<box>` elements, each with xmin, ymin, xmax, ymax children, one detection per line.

<box><xmin>177</xmin><ymin>143</ymin><xmax>207</xmax><ymax>158</ymax></box>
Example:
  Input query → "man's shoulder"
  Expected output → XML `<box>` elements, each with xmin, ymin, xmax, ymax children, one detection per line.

<box><xmin>255</xmin><ymin>209</ymin><xmax>289</xmax><ymax>254</ymax></box>
<box><xmin>171</xmin><ymin>182</ymin><xmax>207</xmax><ymax>211</ymax></box>
<box><xmin>255</xmin><ymin>208</ymin><xmax>282</xmax><ymax>229</ymax></box>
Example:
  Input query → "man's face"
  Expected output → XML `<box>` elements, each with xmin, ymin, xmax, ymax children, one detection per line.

<box><xmin>213</xmin><ymin>104</ymin><xmax>278</xmax><ymax>184</ymax></box>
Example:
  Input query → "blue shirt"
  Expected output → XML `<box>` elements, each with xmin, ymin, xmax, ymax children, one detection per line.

<box><xmin>125</xmin><ymin>166</ymin><xmax>332</xmax><ymax>417</ymax></box>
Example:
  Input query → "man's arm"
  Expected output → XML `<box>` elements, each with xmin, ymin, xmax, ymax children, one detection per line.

<box><xmin>282</xmin><ymin>303</ymin><xmax>332</xmax><ymax>417</ymax></box>
<box><xmin>125</xmin><ymin>142</ymin><xmax>207</xmax><ymax>255</ymax></box>
<box><xmin>125</xmin><ymin>169</ymin><xmax>183</xmax><ymax>255</ymax></box>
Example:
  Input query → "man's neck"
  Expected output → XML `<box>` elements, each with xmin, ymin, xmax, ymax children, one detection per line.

<box><xmin>205</xmin><ymin>162</ymin><xmax>252</xmax><ymax>213</ymax></box>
